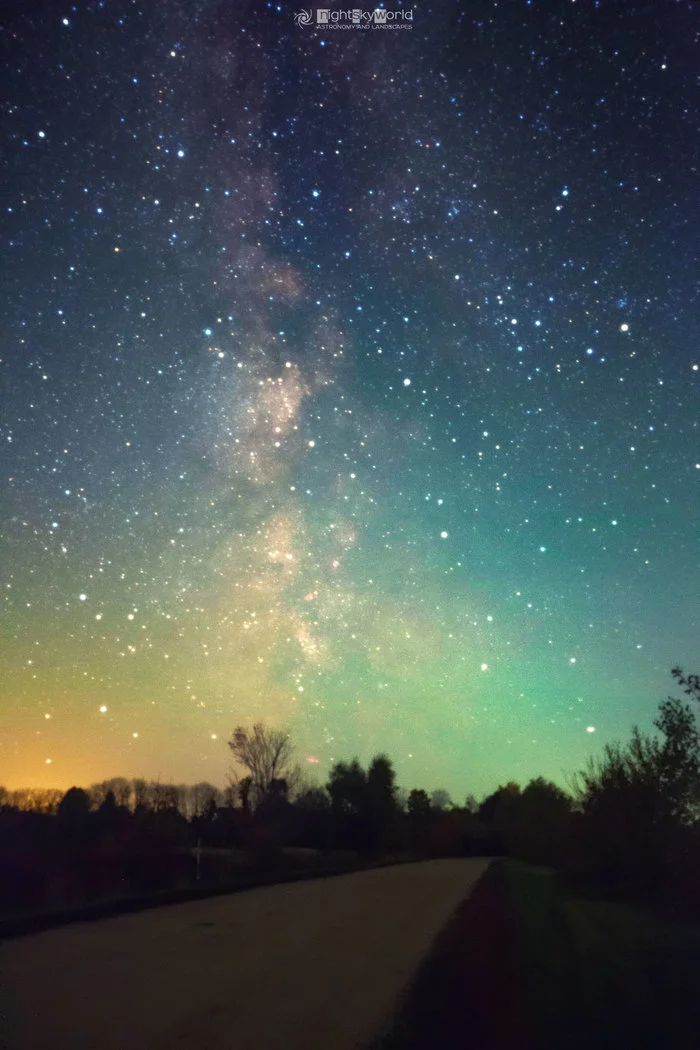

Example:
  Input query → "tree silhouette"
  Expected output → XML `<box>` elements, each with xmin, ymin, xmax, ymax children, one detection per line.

<box><xmin>367</xmin><ymin>754</ymin><xmax>396</xmax><ymax>813</ymax></box>
<box><xmin>407</xmin><ymin>788</ymin><xmax>431</xmax><ymax>821</ymax></box>
<box><xmin>98</xmin><ymin>789</ymin><xmax>118</xmax><ymax>817</ymax></box>
<box><xmin>571</xmin><ymin>671</ymin><xmax>700</xmax><ymax>902</ymax></box>
<box><xmin>238</xmin><ymin>776</ymin><xmax>252</xmax><ymax>813</ymax></box>
<box><xmin>671</xmin><ymin>666</ymin><xmax>700</xmax><ymax>704</ymax></box>
<box><xmin>512</xmin><ymin>777</ymin><xmax>572</xmax><ymax>865</ymax></box>
<box><xmin>57</xmin><ymin>786</ymin><xmax>91</xmax><ymax>826</ymax></box>
<box><xmin>326</xmin><ymin>756</ymin><xmax>398</xmax><ymax>854</ymax></box>
<box><xmin>464</xmin><ymin>793</ymin><xmax>479</xmax><ymax>815</ymax></box>
<box><xmin>478</xmin><ymin>782</ymin><xmax>521</xmax><ymax>825</ymax></box>
<box><xmin>366</xmin><ymin>754</ymin><xmax>397</xmax><ymax>853</ymax></box>
<box><xmin>430</xmin><ymin>789</ymin><xmax>452</xmax><ymax>812</ymax></box>
<box><xmin>228</xmin><ymin>723</ymin><xmax>296</xmax><ymax>809</ymax></box>
<box><xmin>653</xmin><ymin>696</ymin><xmax>700</xmax><ymax>824</ymax></box>
<box><xmin>327</xmin><ymin>759</ymin><xmax>367</xmax><ymax>814</ymax></box>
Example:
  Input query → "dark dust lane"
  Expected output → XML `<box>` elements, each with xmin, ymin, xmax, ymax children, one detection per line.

<box><xmin>0</xmin><ymin>859</ymin><xmax>489</xmax><ymax>1050</ymax></box>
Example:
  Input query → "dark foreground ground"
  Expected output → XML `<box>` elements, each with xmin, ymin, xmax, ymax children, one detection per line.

<box><xmin>0</xmin><ymin>857</ymin><xmax>489</xmax><ymax>1050</ymax></box>
<box><xmin>377</xmin><ymin>859</ymin><xmax>700</xmax><ymax>1050</ymax></box>
<box><xmin>374</xmin><ymin>858</ymin><xmax>529</xmax><ymax>1050</ymax></box>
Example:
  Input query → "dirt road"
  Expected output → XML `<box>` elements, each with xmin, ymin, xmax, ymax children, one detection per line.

<box><xmin>0</xmin><ymin>858</ymin><xmax>488</xmax><ymax>1050</ymax></box>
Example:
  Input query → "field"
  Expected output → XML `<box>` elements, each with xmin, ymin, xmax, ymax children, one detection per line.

<box><xmin>378</xmin><ymin>859</ymin><xmax>700</xmax><ymax>1050</ymax></box>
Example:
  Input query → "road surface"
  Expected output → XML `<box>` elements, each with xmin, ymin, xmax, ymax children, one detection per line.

<box><xmin>0</xmin><ymin>858</ymin><xmax>489</xmax><ymax>1050</ymax></box>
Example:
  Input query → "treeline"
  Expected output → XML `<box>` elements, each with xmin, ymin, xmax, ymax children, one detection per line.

<box><xmin>0</xmin><ymin>779</ymin><xmax>233</xmax><ymax>819</ymax></box>
<box><xmin>2</xmin><ymin>668</ymin><xmax>699</xmax><ymax>921</ymax></box>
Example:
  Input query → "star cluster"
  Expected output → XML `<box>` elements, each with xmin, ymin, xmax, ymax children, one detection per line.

<box><xmin>1</xmin><ymin>0</ymin><xmax>697</xmax><ymax>797</ymax></box>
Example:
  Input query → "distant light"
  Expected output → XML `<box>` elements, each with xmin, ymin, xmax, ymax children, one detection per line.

<box><xmin>403</xmin><ymin>377</ymin><xmax>411</xmax><ymax>386</ymax></box>
<box><xmin>480</xmin><ymin>663</ymin><xmax>488</xmax><ymax>671</ymax></box>
<box><xmin>539</xmin><ymin>546</ymin><xmax>547</xmax><ymax>553</ymax></box>
<box><xmin>308</xmin><ymin>440</ymin><xmax>315</xmax><ymax>448</ymax></box>
<box><xmin>38</xmin><ymin>130</ymin><xmax>46</xmax><ymax>139</ymax></box>
<box><xmin>62</xmin><ymin>17</ymin><xmax>70</xmax><ymax>25</ymax></box>
<box><xmin>440</xmin><ymin>530</ymin><xmax>448</xmax><ymax>538</ymax></box>
<box><xmin>312</xmin><ymin>189</ymin><xmax>320</xmax><ymax>198</ymax></box>
<box><xmin>562</xmin><ymin>188</ymin><xmax>569</xmax><ymax>197</ymax></box>
<box><xmin>620</xmin><ymin>323</ymin><xmax>629</xmax><ymax>332</ymax></box>
<box><xmin>79</xmin><ymin>593</ymin><xmax>87</xmax><ymax>601</ymax></box>
<box><xmin>203</xmin><ymin>328</ymin><xmax>212</xmax><ymax>336</ymax></box>
<box><xmin>132</xmin><ymin>732</ymin><xmax>139</xmax><ymax>738</ymax></box>
<box><xmin>99</xmin><ymin>705</ymin><xmax>107</xmax><ymax>713</ymax></box>
<box><xmin>177</xmin><ymin>149</ymin><xmax>185</xmax><ymax>158</ymax></box>
<box><xmin>569</xmin><ymin>657</ymin><xmax>577</xmax><ymax>663</ymax></box>
<box><xmin>586</xmin><ymin>347</ymin><xmax>594</xmax><ymax>355</ymax></box>
<box><xmin>586</xmin><ymin>726</ymin><xmax>596</xmax><ymax>733</ymax></box>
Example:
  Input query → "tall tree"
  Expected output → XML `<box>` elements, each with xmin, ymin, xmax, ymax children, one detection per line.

<box><xmin>326</xmin><ymin>759</ymin><xmax>366</xmax><ymax>813</ymax></box>
<box><xmin>367</xmin><ymin>754</ymin><xmax>397</xmax><ymax>818</ymax></box>
<box><xmin>228</xmin><ymin>723</ymin><xmax>295</xmax><ymax>809</ymax></box>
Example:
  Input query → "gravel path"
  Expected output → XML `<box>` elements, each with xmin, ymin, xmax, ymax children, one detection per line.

<box><xmin>0</xmin><ymin>858</ymin><xmax>489</xmax><ymax>1050</ymax></box>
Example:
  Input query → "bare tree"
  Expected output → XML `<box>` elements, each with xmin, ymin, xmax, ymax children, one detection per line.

<box><xmin>9</xmin><ymin>787</ymin><xmax>63</xmax><ymax>813</ymax></box>
<box><xmin>88</xmin><ymin>778</ymin><xmax>132</xmax><ymax>810</ymax></box>
<box><xmin>228</xmin><ymin>723</ymin><xmax>296</xmax><ymax>809</ymax></box>
<box><xmin>194</xmin><ymin>782</ymin><xmax>220</xmax><ymax>816</ymax></box>
<box><xmin>106</xmin><ymin>777</ymin><xmax>132</xmax><ymax>808</ymax></box>
<box><xmin>151</xmin><ymin>781</ymin><xmax>178</xmax><ymax>812</ymax></box>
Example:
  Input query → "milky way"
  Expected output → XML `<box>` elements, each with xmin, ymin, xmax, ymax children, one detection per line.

<box><xmin>1</xmin><ymin>0</ymin><xmax>698</xmax><ymax>798</ymax></box>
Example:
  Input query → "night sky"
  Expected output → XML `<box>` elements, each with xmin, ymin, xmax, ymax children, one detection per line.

<box><xmin>2</xmin><ymin>0</ymin><xmax>698</xmax><ymax>800</ymax></box>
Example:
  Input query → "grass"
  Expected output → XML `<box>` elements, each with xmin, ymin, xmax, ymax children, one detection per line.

<box><xmin>504</xmin><ymin>860</ymin><xmax>700</xmax><ymax>1050</ymax></box>
<box><xmin>376</xmin><ymin>859</ymin><xmax>700</xmax><ymax>1050</ymax></box>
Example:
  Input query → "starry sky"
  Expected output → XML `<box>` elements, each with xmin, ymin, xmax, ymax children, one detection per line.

<box><xmin>2</xmin><ymin>0</ymin><xmax>698</xmax><ymax>799</ymax></box>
